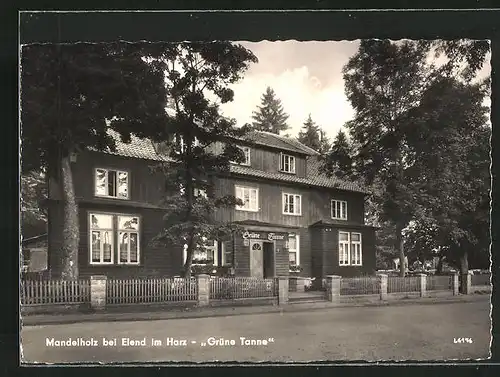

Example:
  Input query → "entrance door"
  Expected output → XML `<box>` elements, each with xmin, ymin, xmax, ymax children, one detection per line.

<box><xmin>250</xmin><ymin>241</ymin><xmax>264</xmax><ymax>278</ymax></box>
<box><xmin>263</xmin><ymin>242</ymin><xmax>275</xmax><ymax>278</ymax></box>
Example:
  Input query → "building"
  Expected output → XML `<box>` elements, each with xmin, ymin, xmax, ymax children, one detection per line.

<box><xmin>47</xmin><ymin>130</ymin><xmax>377</xmax><ymax>280</ymax></box>
<box><xmin>21</xmin><ymin>233</ymin><xmax>48</xmax><ymax>273</ymax></box>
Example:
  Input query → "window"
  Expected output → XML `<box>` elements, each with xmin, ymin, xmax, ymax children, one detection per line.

<box><xmin>175</xmin><ymin>135</ymin><xmax>199</xmax><ymax>153</ymax></box>
<box><xmin>95</xmin><ymin>169</ymin><xmax>129</xmax><ymax>199</ymax></box>
<box><xmin>194</xmin><ymin>188</ymin><xmax>207</xmax><ymax>198</ymax></box>
<box><xmin>338</xmin><ymin>231</ymin><xmax>362</xmax><ymax>266</ymax></box>
<box><xmin>283</xmin><ymin>193</ymin><xmax>302</xmax><ymax>215</ymax></box>
<box><xmin>331</xmin><ymin>200</ymin><xmax>348</xmax><ymax>220</ymax></box>
<box><xmin>89</xmin><ymin>213</ymin><xmax>140</xmax><ymax>265</ymax></box>
<box><xmin>280</xmin><ymin>153</ymin><xmax>296</xmax><ymax>173</ymax></box>
<box><xmin>288</xmin><ymin>234</ymin><xmax>300</xmax><ymax>268</ymax></box>
<box><xmin>90</xmin><ymin>213</ymin><xmax>114</xmax><ymax>264</ymax></box>
<box><xmin>235</xmin><ymin>185</ymin><xmax>259</xmax><ymax>212</ymax></box>
<box><xmin>183</xmin><ymin>238</ymin><xmax>219</xmax><ymax>265</ymax></box>
<box><xmin>222</xmin><ymin>242</ymin><xmax>232</xmax><ymax>266</ymax></box>
<box><xmin>231</xmin><ymin>146</ymin><xmax>251</xmax><ymax>166</ymax></box>
<box><xmin>118</xmin><ymin>215</ymin><xmax>140</xmax><ymax>264</ymax></box>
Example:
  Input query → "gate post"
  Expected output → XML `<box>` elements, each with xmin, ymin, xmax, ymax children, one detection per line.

<box><xmin>90</xmin><ymin>275</ymin><xmax>107</xmax><ymax>311</ymax></box>
<box><xmin>278</xmin><ymin>276</ymin><xmax>289</xmax><ymax>305</ymax></box>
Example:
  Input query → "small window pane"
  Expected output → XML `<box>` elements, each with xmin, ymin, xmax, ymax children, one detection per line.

<box><xmin>130</xmin><ymin>233</ymin><xmax>138</xmax><ymax>263</ymax></box>
<box><xmin>339</xmin><ymin>232</ymin><xmax>349</xmax><ymax>242</ymax></box>
<box><xmin>117</xmin><ymin>171</ymin><xmax>128</xmax><ymax>198</ymax></box>
<box><xmin>95</xmin><ymin>169</ymin><xmax>107</xmax><ymax>196</ymax></box>
<box><xmin>102</xmin><ymin>231</ymin><xmax>112</xmax><ymax>262</ymax></box>
<box><xmin>352</xmin><ymin>233</ymin><xmax>361</xmax><ymax>242</ymax></box>
<box><xmin>288</xmin><ymin>237</ymin><xmax>297</xmax><ymax>250</ymax></box>
<box><xmin>91</xmin><ymin>231</ymin><xmax>101</xmax><ymax>262</ymax></box>
<box><xmin>118</xmin><ymin>216</ymin><xmax>139</xmax><ymax>230</ymax></box>
<box><xmin>90</xmin><ymin>214</ymin><xmax>113</xmax><ymax>229</ymax></box>
<box><xmin>107</xmin><ymin>170</ymin><xmax>117</xmax><ymax>196</ymax></box>
<box><xmin>295</xmin><ymin>196</ymin><xmax>301</xmax><ymax>213</ymax></box>
<box><xmin>289</xmin><ymin>252</ymin><xmax>297</xmax><ymax>264</ymax></box>
<box><xmin>119</xmin><ymin>232</ymin><xmax>129</xmax><ymax>262</ymax></box>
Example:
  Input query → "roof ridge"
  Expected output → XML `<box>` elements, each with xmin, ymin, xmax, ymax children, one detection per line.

<box><xmin>255</xmin><ymin>130</ymin><xmax>319</xmax><ymax>155</ymax></box>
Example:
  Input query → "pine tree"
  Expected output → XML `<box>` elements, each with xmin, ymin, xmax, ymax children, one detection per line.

<box><xmin>251</xmin><ymin>87</ymin><xmax>289</xmax><ymax>134</ymax></box>
<box><xmin>323</xmin><ymin>129</ymin><xmax>353</xmax><ymax>178</ymax></box>
<box><xmin>297</xmin><ymin>114</ymin><xmax>321</xmax><ymax>151</ymax></box>
<box><xmin>151</xmin><ymin>42</ymin><xmax>258</xmax><ymax>278</ymax></box>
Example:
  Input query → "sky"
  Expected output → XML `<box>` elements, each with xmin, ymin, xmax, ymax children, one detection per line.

<box><xmin>219</xmin><ymin>40</ymin><xmax>492</xmax><ymax>140</ymax></box>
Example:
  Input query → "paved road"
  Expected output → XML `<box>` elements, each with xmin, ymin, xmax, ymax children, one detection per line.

<box><xmin>21</xmin><ymin>299</ymin><xmax>491</xmax><ymax>363</ymax></box>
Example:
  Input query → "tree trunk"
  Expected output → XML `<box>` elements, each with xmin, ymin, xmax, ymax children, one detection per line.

<box><xmin>60</xmin><ymin>155</ymin><xmax>79</xmax><ymax>280</ymax></box>
<box><xmin>460</xmin><ymin>251</ymin><xmax>469</xmax><ymax>275</ymax></box>
<box><xmin>182</xmin><ymin>233</ymin><xmax>196</xmax><ymax>278</ymax></box>
<box><xmin>436</xmin><ymin>256</ymin><xmax>444</xmax><ymax>274</ymax></box>
<box><xmin>396</xmin><ymin>226</ymin><xmax>405</xmax><ymax>277</ymax></box>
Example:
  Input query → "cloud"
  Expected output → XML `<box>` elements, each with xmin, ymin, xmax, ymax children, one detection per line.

<box><xmin>221</xmin><ymin>65</ymin><xmax>353</xmax><ymax>140</ymax></box>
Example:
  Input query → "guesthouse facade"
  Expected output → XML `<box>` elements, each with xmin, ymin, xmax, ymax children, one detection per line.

<box><xmin>47</xmin><ymin>130</ymin><xmax>377</xmax><ymax>280</ymax></box>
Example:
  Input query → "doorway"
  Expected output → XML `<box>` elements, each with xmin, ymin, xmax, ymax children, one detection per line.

<box><xmin>250</xmin><ymin>240</ymin><xmax>275</xmax><ymax>279</ymax></box>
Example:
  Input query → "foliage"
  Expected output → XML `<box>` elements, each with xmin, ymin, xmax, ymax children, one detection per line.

<box><xmin>403</xmin><ymin>76</ymin><xmax>490</xmax><ymax>273</ymax></box>
<box><xmin>289</xmin><ymin>264</ymin><xmax>303</xmax><ymax>273</ymax></box>
<box><xmin>322</xmin><ymin>129</ymin><xmax>353</xmax><ymax>178</ymax></box>
<box><xmin>21</xmin><ymin>171</ymin><xmax>47</xmax><ymax>226</ymax></box>
<box><xmin>430</xmin><ymin>40</ymin><xmax>490</xmax><ymax>81</ymax></box>
<box><xmin>297</xmin><ymin>114</ymin><xmax>321</xmax><ymax>151</ymax></box>
<box><xmin>149</xmin><ymin>42</ymin><xmax>258</xmax><ymax>278</ymax></box>
<box><xmin>251</xmin><ymin>86</ymin><xmax>289</xmax><ymax>134</ymax></box>
<box><xmin>21</xmin><ymin>43</ymin><xmax>171</xmax><ymax>279</ymax></box>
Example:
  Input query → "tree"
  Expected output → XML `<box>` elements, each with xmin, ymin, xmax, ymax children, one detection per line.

<box><xmin>404</xmin><ymin>76</ymin><xmax>490</xmax><ymax>275</ymax></box>
<box><xmin>326</xmin><ymin>40</ymin><xmax>433</xmax><ymax>276</ymax></box>
<box><xmin>297</xmin><ymin>114</ymin><xmax>323</xmax><ymax>152</ymax></box>
<box><xmin>150</xmin><ymin>42</ymin><xmax>258</xmax><ymax>278</ymax></box>
<box><xmin>21</xmin><ymin>43</ymin><xmax>170</xmax><ymax>279</ymax></box>
<box><xmin>317</xmin><ymin>129</ymin><xmax>331</xmax><ymax>155</ymax></box>
<box><xmin>323</xmin><ymin>129</ymin><xmax>354</xmax><ymax>178</ymax></box>
<box><xmin>251</xmin><ymin>87</ymin><xmax>289</xmax><ymax>134</ymax></box>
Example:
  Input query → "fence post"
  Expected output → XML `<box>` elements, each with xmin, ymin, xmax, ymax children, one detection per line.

<box><xmin>90</xmin><ymin>275</ymin><xmax>107</xmax><ymax>311</ymax></box>
<box><xmin>197</xmin><ymin>274</ymin><xmax>210</xmax><ymax>307</ymax></box>
<box><xmin>278</xmin><ymin>276</ymin><xmax>289</xmax><ymax>305</ymax></box>
<box><xmin>461</xmin><ymin>271</ymin><xmax>472</xmax><ymax>295</ymax></box>
<box><xmin>378</xmin><ymin>274</ymin><xmax>388</xmax><ymax>301</ymax></box>
<box><xmin>451</xmin><ymin>272</ymin><xmax>459</xmax><ymax>295</ymax></box>
<box><xmin>326</xmin><ymin>275</ymin><xmax>341</xmax><ymax>302</ymax></box>
<box><xmin>419</xmin><ymin>274</ymin><xmax>427</xmax><ymax>298</ymax></box>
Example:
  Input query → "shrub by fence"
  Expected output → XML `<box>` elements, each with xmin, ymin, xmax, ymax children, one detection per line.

<box><xmin>340</xmin><ymin>277</ymin><xmax>379</xmax><ymax>295</ymax></box>
<box><xmin>210</xmin><ymin>277</ymin><xmax>277</xmax><ymax>300</ymax></box>
<box><xmin>106</xmin><ymin>277</ymin><xmax>197</xmax><ymax>305</ymax></box>
<box><xmin>387</xmin><ymin>276</ymin><xmax>420</xmax><ymax>294</ymax></box>
<box><xmin>21</xmin><ymin>279</ymin><xmax>91</xmax><ymax>305</ymax></box>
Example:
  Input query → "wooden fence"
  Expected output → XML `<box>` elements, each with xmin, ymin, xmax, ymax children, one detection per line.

<box><xmin>340</xmin><ymin>277</ymin><xmax>380</xmax><ymax>295</ymax></box>
<box><xmin>21</xmin><ymin>279</ymin><xmax>91</xmax><ymax>305</ymax></box>
<box><xmin>210</xmin><ymin>277</ymin><xmax>278</xmax><ymax>300</ymax></box>
<box><xmin>387</xmin><ymin>276</ymin><xmax>421</xmax><ymax>294</ymax></box>
<box><xmin>106</xmin><ymin>277</ymin><xmax>198</xmax><ymax>305</ymax></box>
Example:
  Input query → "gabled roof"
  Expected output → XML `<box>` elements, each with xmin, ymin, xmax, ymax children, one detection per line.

<box><xmin>92</xmin><ymin>129</ymin><xmax>368</xmax><ymax>194</ymax></box>
<box><xmin>242</xmin><ymin>131</ymin><xmax>320</xmax><ymax>156</ymax></box>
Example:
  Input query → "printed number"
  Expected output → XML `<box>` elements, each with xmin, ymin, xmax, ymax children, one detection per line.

<box><xmin>454</xmin><ymin>338</ymin><xmax>473</xmax><ymax>344</ymax></box>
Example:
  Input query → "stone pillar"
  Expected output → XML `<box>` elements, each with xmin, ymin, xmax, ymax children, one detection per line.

<box><xmin>378</xmin><ymin>274</ymin><xmax>388</xmax><ymax>301</ymax></box>
<box><xmin>451</xmin><ymin>272</ymin><xmax>459</xmax><ymax>296</ymax></box>
<box><xmin>278</xmin><ymin>276</ymin><xmax>289</xmax><ymax>305</ymax></box>
<box><xmin>419</xmin><ymin>274</ymin><xmax>427</xmax><ymax>298</ymax></box>
<box><xmin>197</xmin><ymin>274</ymin><xmax>210</xmax><ymax>307</ymax></box>
<box><xmin>326</xmin><ymin>275</ymin><xmax>341</xmax><ymax>302</ymax></box>
<box><xmin>461</xmin><ymin>271</ymin><xmax>472</xmax><ymax>295</ymax></box>
<box><xmin>90</xmin><ymin>275</ymin><xmax>107</xmax><ymax>311</ymax></box>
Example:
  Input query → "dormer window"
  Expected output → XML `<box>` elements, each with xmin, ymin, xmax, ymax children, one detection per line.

<box><xmin>175</xmin><ymin>135</ymin><xmax>199</xmax><ymax>153</ymax></box>
<box><xmin>280</xmin><ymin>153</ymin><xmax>296</xmax><ymax>174</ymax></box>
<box><xmin>95</xmin><ymin>168</ymin><xmax>129</xmax><ymax>199</ymax></box>
<box><xmin>231</xmin><ymin>146</ymin><xmax>251</xmax><ymax>166</ymax></box>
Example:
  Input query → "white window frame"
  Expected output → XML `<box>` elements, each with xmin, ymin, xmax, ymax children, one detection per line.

<box><xmin>221</xmin><ymin>242</ymin><xmax>230</xmax><ymax>266</ymax></box>
<box><xmin>117</xmin><ymin>215</ymin><xmax>141</xmax><ymax>265</ymax></box>
<box><xmin>282</xmin><ymin>193</ymin><xmax>302</xmax><ymax>216</ymax></box>
<box><xmin>280</xmin><ymin>153</ymin><xmax>296</xmax><ymax>174</ymax></box>
<box><xmin>231</xmin><ymin>146</ymin><xmax>251</xmax><ymax>166</ymax></box>
<box><xmin>175</xmin><ymin>135</ymin><xmax>199</xmax><ymax>154</ymax></box>
<box><xmin>94</xmin><ymin>168</ymin><xmax>129</xmax><ymax>199</ymax></box>
<box><xmin>331</xmin><ymin>199</ymin><xmax>348</xmax><ymax>220</ymax></box>
<box><xmin>351</xmin><ymin>232</ymin><xmax>363</xmax><ymax>266</ymax></box>
<box><xmin>338</xmin><ymin>231</ymin><xmax>362</xmax><ymax>266</ymax></box>
<box><xmin>288</xmin><ymin>234</ymin><xmax>300</xmax><ymax>270</ymax></box>
<box><xmin>235</xmin><ymin>185</ymin><xmax>259</xmax><ymax>212</ymax></box>
<box><xmin>183</xmin><ymin>239</ymin><xmax>219</xmax><ymax>266</ymax></box>
<box><xmin>89</xmin><ymin>213</ymin><xmax>115</xmax><ymax>265</ymax></box>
